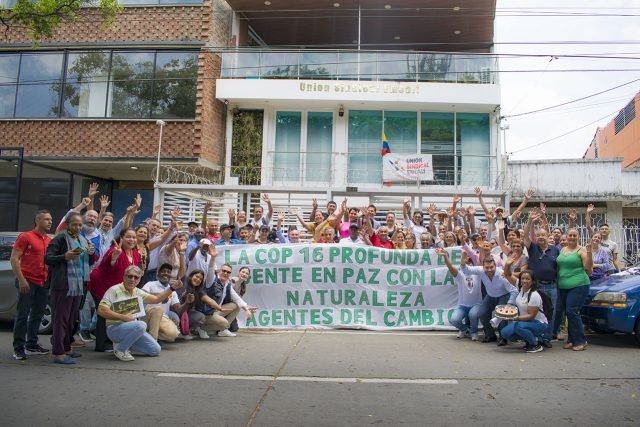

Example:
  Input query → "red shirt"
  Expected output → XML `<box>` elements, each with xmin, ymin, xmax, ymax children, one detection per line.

<box><xmin>13</xmin><ymin>230</ymin><xmax>52</xmax><ymax>286</ymax></box>
<box><xmin>370</xmin><ymin>233</ymin><xmax>394</xmax><ymax>249</ymax></box>
<box><xmin>88</xmin><ymin>246</ymin><xmax>141</xmax><ymax>300</ymax></box>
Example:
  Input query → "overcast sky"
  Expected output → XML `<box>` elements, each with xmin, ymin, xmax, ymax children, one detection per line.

<box><xmin>494</xmin><ymin>0</ymin><xmax>640</xmax><ymax>160</ymax></box>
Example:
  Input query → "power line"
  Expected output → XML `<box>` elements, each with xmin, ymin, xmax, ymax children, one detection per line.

<box><xmin>503</xmin><ymin>78</ymin><xmax>640</xmax><ymax>119</ymax></box>
<box><xmin>509</xmin><ymin>110</ymin><xmax>619</xmax><ymax>155</ymax></box>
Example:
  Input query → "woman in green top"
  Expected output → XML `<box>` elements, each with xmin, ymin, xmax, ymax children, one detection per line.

<box><xmin>557</xmin><ymin>228</ymin><xmax>593</xmax><ymax>351</ymax></box>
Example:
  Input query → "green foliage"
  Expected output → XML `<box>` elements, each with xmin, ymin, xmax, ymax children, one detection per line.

<box><xmin>231</xmin><ymin>110</ymin><xmax>263</xmax><ymax>185</ymax></box>
<box><xmin>0</xmin><ymin>0</ymin><xmax>121</xmax><ymax>44</ymax></box>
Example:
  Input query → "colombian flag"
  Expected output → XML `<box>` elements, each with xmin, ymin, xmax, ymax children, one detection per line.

<box><xmin>381</xmin><ymin>131</ymin><xmax>391</xmax><ymax>156</ymax></box>
<box><xmin>381</xmin><ymin>131</ymin><xmax>392</xmax><ymax>186</ymax></box>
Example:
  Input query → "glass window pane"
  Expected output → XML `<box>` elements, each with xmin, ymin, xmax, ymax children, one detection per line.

<box><xmin>306</xmin><ymin>112</ymin><xmax>333</xmax><ymax>183</ymax></box>
<box><xmin>62</xmin><ymin>51</ymin><xmax>110</xmax><ymax>118</ymax></box>
<box><xmin>108</xmin><ymin>51</ymin><xmax>154</xmax><ymax>118</ymax></box>
<box><xmin>457</xmin><ymin>113</ymin><xmax>490</xmax><ymax>186</ymax></box>
<box><xmin>384</xmin><ymin>111</ymin><xmax>417</xmax><ymax>154</ymax></box>
<box><xmin>417</xmin><ymin>53</ymin><xmax>455</xmax><ymax>82</ymax></box>
<box><xmin>152</xmin><ymin>51</ymin><xmax>198</xmax><ymax>118</ymax></box>
<box><xmin>337</xmin><ymin>52</ymin><xmax>377</xmax><ymax>81</ymax></box>
<box><xmin>159</xmin><ymin>0</ymin><xmax>203</xmax><ymax>3</ymax></box>
<box><xmin>299</xmin><ymin>52</ymin><xmax>337</xmax><ymax>80</ymax></box>
<box><xmin>15</xmin><ymin>53</ymin><xmax>64</xmax><ymax>118</ymax></box>
<box><xmin>348</xmin><ymin>110</ymin><xmax>383</xmax><ymax>184</ymax></box>
<box><xmin>421</xmin><ymin>112</ymin><xmax>455</xmax><ymax>185</ymax></box>
<box><xmin>222</xmin><ymin>51</ymin><xmax>258</xmax><ymax>78</ymax></box>
<box><xmin>274</xmin><ymin>112</ymin><xmax>301</xmax><ymax>182</ymax></box>
<box><xmin>0</xmin><ymin>54</ymin><xmax>20</xmax><ymax>117</ymax></box>
<box><xmin>378</xmin><ymin>53</ymin><xmax>416</xmax><ymax>82</ymax></box>
<box><xmin>261</xmin><ymin>52</ymin><xmax>299</xmax><ymax>78</ymax></box>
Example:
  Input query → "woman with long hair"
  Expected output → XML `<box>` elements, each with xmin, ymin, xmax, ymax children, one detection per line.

<box><xmin>556</xmin><ymin>228</ymin><xmax>592</xmax><ymax>351</ymax></box>
<box><xmin>229</xmin><ymin>266</ymin><xmax>251</xmax><ymax>332</ymax></box>
<box><xmin>589</xmin><ymin>232</ymin><xmax>610</xmax><ymax>282</ymax></box>
<box><xmin>501</xmin><ymin>264</ymin><xmax>549</xmax><ymax>353</ymax></box>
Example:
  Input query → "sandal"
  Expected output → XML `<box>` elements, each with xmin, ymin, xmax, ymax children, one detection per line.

<box><xmin>572</xmin><ymin>342</ymin><xmax>587</xmax><ymax>351</ymax></box>
<box><xmin>563</xmin><ymin>342</ymin><xmax>574</xmax><ymax>349</ymax></box>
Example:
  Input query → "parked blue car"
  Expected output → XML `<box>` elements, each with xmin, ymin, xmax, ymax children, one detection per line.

<box><xmin>581</xmin><ymin>266</ymin><xmax>640</xmax><ymax>345</ymax></box>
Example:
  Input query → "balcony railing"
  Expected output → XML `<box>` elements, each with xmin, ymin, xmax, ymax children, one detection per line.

<box><xmin>221</xmin><ymin>49</ymin><xmax>498</xmax><ymax>84</ymax></box>
<box><xmin>227</xmin><ymin>152</ymin><xmax>499</xmax><ymax>189</ymax></box>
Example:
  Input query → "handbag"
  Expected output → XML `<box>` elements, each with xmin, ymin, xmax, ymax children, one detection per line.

<box><xmin>180</xmin><ymin>311</ymin><xmax>190</xmax><ymax>336</ymax></box>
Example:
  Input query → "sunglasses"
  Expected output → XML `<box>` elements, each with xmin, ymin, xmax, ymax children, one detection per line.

<box><xmin>220</xmin><ymin>270</ymin><xmax>232</xmax><ymax>274</ymax></box>
<box><xmin>127</xmin><ymin>274</ymin><xmax>141</xmax><ymax>280</ymax></box>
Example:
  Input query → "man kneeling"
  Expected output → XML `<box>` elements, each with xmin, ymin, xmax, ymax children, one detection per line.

<box><xmin>97</xmin><ymin>266</ymin><xmax>183</xmax><ymax>361</ymax></box>
<box><xmin>142</xmin><ymin>263</ymin><xmax>189</xmax><ymax>343</ymax></box>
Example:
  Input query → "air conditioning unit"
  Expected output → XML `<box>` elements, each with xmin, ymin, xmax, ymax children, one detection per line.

<box><xmin>479</xmin><ymin>67</ymin><xmax>492</xmax><ymax>84</ymax></box>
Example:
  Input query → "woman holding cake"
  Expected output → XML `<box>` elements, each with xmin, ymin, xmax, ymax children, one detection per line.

<box><xmin>501</xmin><ymin>258</ymin><xmax>548</xmax><ymax>353</ymax></box>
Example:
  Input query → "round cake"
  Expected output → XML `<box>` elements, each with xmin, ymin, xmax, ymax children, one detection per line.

<box><xmin>495</xmin><ymin>304</ymin><xmax>519</xmax><ymax>319</ymax></box>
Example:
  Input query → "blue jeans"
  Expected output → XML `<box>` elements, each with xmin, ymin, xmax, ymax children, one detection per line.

<box><xmin>559</xmin><ymin>285</ymin><xmax>590</xmax><ymax>346</ymax></box>
<box><xmin>450</xmin><ymin>305</ymin><xmax>481</xmax><ymax>334</ymax></box>
<box><xmin>79</xmin><ymin>294</ymin><xmax>96</xmax><ymax>332</ymax></box>
<box><xmin>12</xmin><ymin>280</ymin><xmax>48</xmax><ymax>351</ymax></box>
<box><xmin>478</xmin><ymin>294</ymin><xmax>510</xmax><ymax>339</ymax></box>
<box><xmin>501</xmin><ymin>320</ymin><xmax>548</xmax><ymax>346</ymax></box>
<box><xmin>107</xmin><ymin>321</ymin><xmax>161</xmax><ymax>356</ymax></box>
<box><xmin>537</xmin><ymin>282</ymin><xmax>557</xmax><ymax>341</ymax></box>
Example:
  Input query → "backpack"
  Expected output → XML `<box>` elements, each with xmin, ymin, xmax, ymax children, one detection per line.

<box><xmin>527</xmin><ymin>289</ymin><xmax>554</xmax><ymax>322</ymax></box>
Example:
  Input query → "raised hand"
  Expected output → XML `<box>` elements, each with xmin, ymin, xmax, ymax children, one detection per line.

<box><xmin>524</xmin><ymin>188</ymin><xmax>535</xmax><ymax>199</ymax></box>
<box><xmin>568</xmin><ymin>208</ymin><xmax>578</xmax><ymax>221</ymax></box>
<box><xmin>177</xmin><ymin>239</ymin><xmax>187</xmax><ymax>252</ymax></box>
<box><xmin>262</xmin><ymin>194</ymin><xmax>271</xmax><ymax>203</ymax></box>
<box><xmin>112</xmin><ymin>239</ymin><xmax>123</xmax><ymax>259</ymax></box>
<box><xmin>288</xmin><ymin>208</ymin><xmax>299</xmax><ymax>216</ymax></box>
<box><xmin>312</xmin><ymin>198</ymin><xmax>318</xmax><ymax>209</ymax></box>
<box><xmin>452</xmin><ymin>194</ymin><xmax>462</xmax><ymax>204</ymax></box>
<box><xmin>434</xmin><ymin>247</ymin><xmax>447</xmax><ymax>256</ymax></box>
<box><xmin>203</xmin><ymin>201</ymin><xmax>213</xmax><ymax>212</ymax></box>
<box><xmin>277</xmin><ymin>211</ymin><xmax>284</xmax><ymax>222</ymax></box>
<box><xmin>100</xmin><ymin>195</ymin><xmax>110</xmax><ymax>209</ymax></box>
<box><xmin>467</xmin><ymin>205</ymin><xmax>476</xmax><ymax>216</ymax></box>
<box><xmin>170</xmin><ymin>206</ymin><xmax>181</xmax><ymax>221</ymax></box>
<box><xmin>427</xmin><ymin>203</ymin><xmax>437</xmax><ymax>216</ymax></box>
<box><xmin>170</xmin><ymin>279</ymin><xmax>184</xmax><ymax>291</ymax></box>
<box><xmin>126</xmin><ymin>203</ymin><xmax>137</xmax><ymax>214</ymax></box>
<box><xmin>586</xmin><ymin>204</ymin><xmax>595</xmax><ymax>214</ymax></box>
<box><xmin>539</xmin><ymin>203</ymin><xmax>547</xmax><ymax>214</ymax></box>
<box><xmin>228</xmin><ymin>208</ymin><xmax>236</xmax><ymax>220</ymax></box>
<box><xmin>134</xmin><ymin>194</ymin><xmax>142</xmax><ymax>210</ymax></box>
<box><xmin>81</xmin><ymin>197</ymin><xmax>92</xmax><ymax>207</ymax></box>
<box><xmin>153</xmin><ymin>205</ymin><xmax>161</xmax><ymax>218</ymax></box>
<box><xmin>474</xmin><ymin>187</ymin><xmax>482</xmax><ymax>197</ymax></box>
<box><xmin>88</xmin><ymin>182</ymin><xmax>99</xmax><ymax>198</ymax></box>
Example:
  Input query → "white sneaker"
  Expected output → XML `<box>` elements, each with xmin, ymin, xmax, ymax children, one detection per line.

<box><xmin>114</xmin><ymin>350</ymin><xmax>135</xmax><ymax>362</ymax></box>
<box><xmin>196</xmin><ymin>327</ymin><xmax>210</xmax><ymax>339</ymax></box>
<box><xmin>218</xmin><ymin>329</ymin><xmax>236</xmax><ymax>337</ymax></box>
<box><xmin>456</xmin><ymin>330</ymin><xmax>466</xmax><ymax>339</ymax></box>
<box><xmin>471</xmin><ymin>333</ymin><xmax>479</xmax><ymax>341</ymax></box>
<box><xmin>178</xmin><ymin>333</ymin><xmax>194</xmax><ymax>341</ymax></box>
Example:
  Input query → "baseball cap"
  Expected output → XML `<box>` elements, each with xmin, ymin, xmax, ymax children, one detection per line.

<box><xmin>219</xmin><ymin>224</ymin><xmax>231</xmax><ymax>232</ymax></box>
<box><xmin>199</xmin><ymin>238</ymin><xmax>213</xmax><ymax>246</ymax></box>
<box><xmin>349</xmin><ymin>222</ymin><xmax>360</xmax><ymax>229</ymax></box>
<box><xmin>187</xmin><ymin>221</ymin><xmax>198</xmax><ymax>227</ymax></box>
<box><xmin>495</xmin><ymin>206</ymin><xmax>505</xmax><ymax>213</ymax></box>
<box><xmin>259</xmin><ymin>225</ymin><xmax>269</xmax><ymax>231</ymax></box>
<box><xmin>470</xmin><ymin>233</ymin><xmax>481</xmax><ymax>240</ymax></box>
<box><xmin>438</xmin><ymin>209</ymin><xmax>448</xmax><ymax>216</ymax></box>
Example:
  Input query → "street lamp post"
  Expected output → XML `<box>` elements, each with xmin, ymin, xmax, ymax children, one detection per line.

<box><xmin>155</xmin><ymin>120</ymin><xmax>166</xmax><ymax>184</ymax></box>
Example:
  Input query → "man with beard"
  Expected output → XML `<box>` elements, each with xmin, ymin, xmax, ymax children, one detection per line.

<box><xmin>141</xmin><ymin>264</ymin><xmax>190</xmax><ymax>342</ymax></box>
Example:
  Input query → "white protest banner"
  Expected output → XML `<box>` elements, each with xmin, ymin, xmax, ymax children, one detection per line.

<box><xmin>224</xmin><ymin>244</ymin><xmax>462</xmax><ymax>330</ymax></box>
<box><xmin>382</xmin><ymin>153</ymin><xmax>434</xmax><ymax>182</ymax></box>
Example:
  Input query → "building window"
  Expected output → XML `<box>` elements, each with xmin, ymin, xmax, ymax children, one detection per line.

<box><xmin>348</xmin><ymin>110</ymin><xmax>383</xmax><ymax>184</ymax></box>
<box><xmin>0</xmin><ymin>49</ymin><xmax>198</xmax><ymax>119</ymax></box>
<box><xmin>274</xmin><ymin>112</ymin><xmax>302</xmax><ymax>182</ymax></box>
<box><xmin>614</xmin><ymin>98</ymin><xmax>636</xmax><ymax>134</ymax></box>
<box><xmin>0</xmin><ymin>54</ymin><xmax>19</xmax><ymax>117</ymax></box>
<box><xmin>62</xmin><ymin>51</ymin><xmax>111</xmax><ymax>118</ymax></box>
<box><xmin>15</xmin><ymin>53</ymin><xmax>64</xmax><ymax>118</ymax></box>
<box><xmin>457</xmin><ymin>113</ymin><xmax>490</xmax><ymax>186</ymax></box>
<box><xmin>273</xmin><ymin>111</ymin><xmax>334</xmax><ymax>184</ymax></box>
<box><xmin>421</xmin><ymin>112</ymin><xmax>456</xmax><ymax>185</ymax></box>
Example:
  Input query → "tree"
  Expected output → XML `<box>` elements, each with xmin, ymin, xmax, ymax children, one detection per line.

<box><xmin>0</xmin><ymin>0</ymin><xmax>121</xmax><ymax>43</ymax></box>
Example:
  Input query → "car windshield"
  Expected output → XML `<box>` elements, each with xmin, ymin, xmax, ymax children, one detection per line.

<box><xmin>0</xmin><ymin>235</ymin><xmax>17</xmax><ymax>261</ymax></box>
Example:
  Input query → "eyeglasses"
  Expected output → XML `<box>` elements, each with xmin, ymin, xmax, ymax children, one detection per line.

<box><xmin>127</xmin><ymin>275</ymin><xmax>141</xmax><ymax>280</ymax></box>
<box><xmin>221</xmin><ymin>270</ymin><xmax>232</xmax><ymax>274</ymax></box>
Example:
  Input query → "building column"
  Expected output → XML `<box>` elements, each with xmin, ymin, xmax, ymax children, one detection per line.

<box><xmin>606</xmin><ymin>201</ymin><xmax>623</xmax><ymax>227</ymax></box>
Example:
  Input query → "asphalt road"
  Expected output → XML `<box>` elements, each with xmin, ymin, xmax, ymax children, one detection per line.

<box><xmin>1</xmin><ymin>325</ymin><xmax>638</xmax><ymax>427</ymax></box>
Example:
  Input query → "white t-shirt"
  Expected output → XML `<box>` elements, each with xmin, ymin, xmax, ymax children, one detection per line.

<box><xmin>453</xmin><ymin>271</ymin><xmax>483</xmax><ymax>308</ymax></box>
<box><xmin>515</xmin><ymin>289</ymin><xmax>548</xmax><ymax>324</ymax></box>
<box><xmin>339</xmin><ymin>237</ymin><xmax>366</xmax><ymax>246</ymax></box>
<box><xmin>142</xmin><ymin>280</ymin><xmax>179</xmax><ymax>317</ymax></box>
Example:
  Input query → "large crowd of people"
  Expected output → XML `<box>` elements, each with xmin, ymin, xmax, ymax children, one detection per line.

<box><xmin>10</xmin><ymin>183</ymin><xmax>621</xmax><ymax>362</ymax></box>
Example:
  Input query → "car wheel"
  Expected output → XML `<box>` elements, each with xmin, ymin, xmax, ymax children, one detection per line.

<box><xmin>38</xmin><ymin>303</ymin><xmax>53</xmax><ymax>335</ymax></box>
